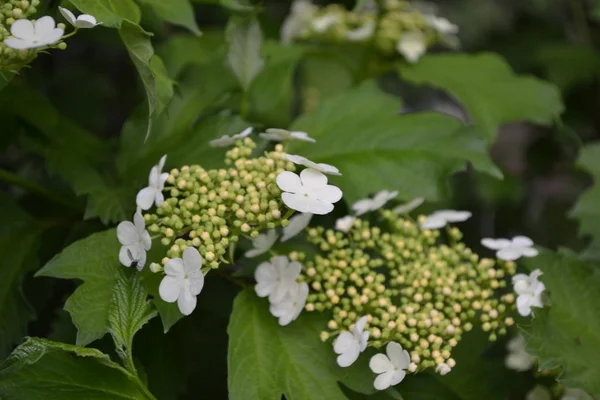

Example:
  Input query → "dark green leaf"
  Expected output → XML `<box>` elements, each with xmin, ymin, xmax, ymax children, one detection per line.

<box><xmin>138</xmin><ymin>0</ymin><xmax>201</xmax><ymax>35</ymax></box>
<box><xmin>70</xmin><ymin>0</ymin><xmax>141</xmax><ymax>27</ymax></box>
<box><xmin>157</xmin><ymin>32</ymin><xmax>226</xmax><ymax>76</ymax></box>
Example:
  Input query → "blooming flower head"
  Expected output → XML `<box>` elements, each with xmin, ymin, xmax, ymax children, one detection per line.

<box><xmin>281</xmin><ymin>212</ymin><xmax>313</xmax><ymax>242</ymax></box>
<box><xmin>159</xmin><ymin>247</ymin><xmax>205</xmax><ymax>316</ymax></box>
<box><xmin>333</xmin><ymin>316</ymin><xmax>369</xmax><ymax>367</ymax></box>
<box><xmin>276</xmin><ymin>168</ymin><xmax>342</xmax><ymax>215</ymax></box>
<box><xmin>117</xmin><ymin>212</ymin><xmax>151</xmax><ymax>270</ymax></box>
<box><xmin>397</xmin><ymin>32</ymin><xmax>427</xmax><ymax>63</ymax></box>
<box><xmin>335</xmin><ymin>215</ymin><xmax>356</xmax><ymax>233</ymax></box>
<box><xmin>209</xmin><ymin>127</ymin><xmax>253</xmax><ymax>148</ymax></box>
<box><xmin>505</xmin><ymin>335</ymin><xmax>535</xmax><ymax>371</ymax></box>
<box><xmin>260</xmin><ymin>128</ymin><xmax>316</xmax><ymax>143</ymax></box>
<box><xmin>269</xmin><ymin>281</ymin><xmax>309</xmax><ymax>326</ymax></box>
<box><xmin>4</xmin><ymin>16</ymin><xmax>64</xmax><ymax>50</ymax></box>
<box><xmin>512</xmin><ymin>269</ymin><xmax>545</xmax><ymax>317</ymax></box>
<box><xmin>59</xmin><ymin>7</ymin><xmax>101</xmax><ymax>29</ymax></box>
<box><xmin>393</xmin><ymin>197</ymin><xmax>424</xmax><ymax>214</ymax></box>
<box><xmin>481</xmin><ymin>236</ymin><xmax>538</xmax><ymax>261</ymax></box>
<box><xmin>420</xmin><ymin>209</ymin><xmax>472</xmax><ymax>229</ymax></box>
<box><xmin>352</xmin><ymin>190</ymin><xmax>398</xmax><ymax>215</ymax></box>
<box><xmin>346</xmin><ymin>21</ymin><xmax>375</xmax><ymax>41</ymax></box>
<box><xmin>245</xmin><ymin>229</ymin><xmax>278</xmax><ymax>258</ymax></box>
<box><xmin>285</xmin><ymin>154</ymin><xmax>341</xmax><ymax>175</ymax></box>
<box><xmin>136</xmin><ymin>155</ymin><xmax>168</xmax><ymax>210</ymax></box>
<box><xmin>369</xmin><ymin>341</ymin><xmax>410</xmax><ymax>390</ymax></box>
<box><xmin>255</xmin><ymin>255</ymin><xmax>302</xmax><ymax>303</ymax></box>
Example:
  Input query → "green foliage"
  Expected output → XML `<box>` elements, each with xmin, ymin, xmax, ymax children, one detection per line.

<box><xmin>138</xmin><ymin>0</ymin><xmax>201</xmax><ymax>35</ymax></box>
<box><xmin>0</xmin><ymin>338</ymin><xmax>153</xmax><ymax>399</ymax></box>
<box><xmin>521</xmin><ymin>249</ymin><xmax>600</xmax><ymax>398</ymax></box>
<box><xmin>226</xmin><ymin>17</ymin><xmax>265</xmax><ymax>91</ymax></box>
<box><xmin>36</xmin><ymin>229</ymin><xmax>122</xmax><ymax>346</ymax></box>
<box><xmin>400</xmin><ymin>53</ymin><xmax>564</xmax><ymax>143</ymax></box>
<box><xmin>70</xmin><ymin>0</ymin><xmax>142</xmax><ymax>27</ymax></box>
<box><xmin>288</xmin><ymin>81</ymin><xmax>501</xmax><ymax>202</ymax></box>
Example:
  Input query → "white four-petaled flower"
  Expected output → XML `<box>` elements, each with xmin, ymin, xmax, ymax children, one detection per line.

<box><xmin>396</xmin><ymin>32</ymin><xmax>426</xmax><ymax>63</ymax></box>
<box><xmin>285</xmin><ymin>154</ymin><xmax>341</xmax><ymax>175</ymax></box>
<box><xmin>512</xmin><ymin>269</ymin><xmax>545</xmax><ymax>317</ymax></box>
<box><xmin>137</xmin><ymin>155</ymin><xmax>168</xmax><ymax>210</ymax></box>
<box><xmin>481</xmin><ymin>236</ymin><xmax>538</xmax><ymax>261</ymax></box>
<box><xmin>255</xmin><ymin>255</ymin><xmax>302</xmax><ymax>303</ymax></box>
<box><xmin>269</xmin><ymin>281</ymin><xmax>309</xmax><ymax>326</ymax></box>
<box><xmin>59</xmin><ymin>7</ymin><xmax>101</xmax><ymax>28</ymax></box>
<box><xmin>352</xmin><ymin>190</ymin><xmax>399</xmax><ymax>215</ymax></box>
<box><xmin>159</xmin><ymin>247</ymin><xmax>205</xmax><ymax>316</ymax></box>
<box><xmin>4</xmin><ymin>16</ymin><xmax>64</xmax><ymax>50</ymax></box>
<box><xmin>245</xmin><ymin>230</ymin><xmax>278</xmax><ymax>258</ymax></box>
<box><xmin>117</xmin><ymin>212</ymin><xmax>151</xmax><ymax>270</ymax></box>
<box><xmin>260</xmin><ymin>128</ymin><xmax>316</xmax><ymax>143</ymax></box>
<box><xmin>505</xmin><ymin>335</ymin><xmax>535</xmax><ymax>371</ymax></box>
<box><xmin>333</xmin><ymin>316</ymin><xmax>369</xmax><ymax>367</ymax></box>
<box><xmin>277</xmin><ymin>168</ymin><xmax>342</xmax><ymax>215</ymax></box>
<box><xmin>209</xmin><ymin>127</ymin><xmax>253</xmax><ymax>147</ymax></box>
<box><xmin>281</xmin><ymin>212</ymin><xmax>313</xmax><ymax>242</ymax></box>
<box><xmin>393</xmin><ymin>197</ymin><xmax>424</xmax><ymax>214</ymax></box>
<box><xmin>420</xmin><ymin>210</ymin><xmax>471</xmax><ymax>229</ymax></box>
<box><xmin>336</xmin><ymin>215</ymin><xmax>356</xmax><ymax>233</ymax></box>
<box><xmin>369</xmin><ymin>341</ymin><xmax>410</xmax><ymax>390</ymax></box>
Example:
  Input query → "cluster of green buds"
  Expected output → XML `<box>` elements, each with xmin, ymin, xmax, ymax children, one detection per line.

<box><xmin>0</xmin><ymin>0</ymin><xmax>46</xmax><ymax>72</ymax></box>
<box><xmin>282</xmin><ymin>0</ymin><xmax>459</xmax><ymax>62</ymax></box>
<box><xmin>297</xmin><ymin>209</ymin><xmax>517</xmax><ymax>374</ymax></box>
<box><xmin>143</xmin><ymin>138</ymin><xmax>296</xmax><ymax>270</ymax></box>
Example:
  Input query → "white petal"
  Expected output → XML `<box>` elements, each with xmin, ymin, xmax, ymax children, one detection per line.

<box><xmin>177</xmin><ymin>285</ymin><xmax>197</xmax><ymax>315</ymax></box>
<box><xmin>481</xmin><ymin>238</ymin><xmax>512</xmax><ymax>250</ymax></box>
<box><xmin>290</xmin><ymin>131</ymin><xmax>316</xmax><ymax>143</ymax></box>
<box><xmin>497</xmin><ymin>247</ymin><xmax>523</xmax><ymax>261</ymax></box>
<box><xmin>346</xmin><ymin>21</ymin><xmax>375</xmax><ymax>41</ymax></box>
<box><xmin>209</xmin><ymin>135</ymin><xmax>234</xmax><ymax>147</ymax></box>
<box><xmin>336</xmin><ymin>346</ymin><xmax>360</xmax><ymax>367</ymax></box>
<box><xmin>245</xmin><ymin>248</ymin><xmax>266</xmax><ymax>258</ymax></box>
<box><xmin>389</xmin><ymin>370</ymin><xmax>406</xmax><ymax>386</ymax></box>
<box><xmin>300</xmin><ymin>168</ymin><xmax>327</xmax><ymax>189</ymax></box>
<box><xmin>277</xmin><ymin>171</ymin><xmax>303</xmax><ymax>193</ymax></box>
<box><xmin>397</xmin><ymin>32</ymin><xmax>426</xmax><ymax>63</ymax></box>
<box><xmin>136</xmin><ymin>187</ymin><xmax>157</xmax><ymax>210</ymax></box>
<box><xmin>369</xmin><ymin>353</ymin><xmax>393</xmax><ymax>374</ymax></box>
<box><xmin>285</xmin><ymin>260</ymin><xmax>303</xmax><ymax>281</ymax></box>
<box><xmin>187</xmin><ymin>273</ymin><xmax>204</xmax><ymax>295</ymax></box>
<box><xmin>154</xmin><ymin>191</ymin><xmax>165</xmax><ymax>208</ymax></box>
<box><xmin>35</xmin><ymin>16</ymin><xmax>57</xmax><ymax>37</ymax></box>
<box><xmin>117</xmin><ymin>221</ymin><xmax>138</xmax><ymax>245</ymax></box>
<box><xmin>333</xmin><ymin>331</ymin><xmax>356</xmax><ymax>354</ymax></box>
<box><xmin>387</xmin><ymin>342</ymin><xmax>410</xmax><ymax>369</ymax></box>
<box><xmin>505</xmin><ymin>353</ymin><xmax>534</xmax><ymax>371</ymax></box>
<box><xmin>238</xmin><ymin>127</ymin><xmax>253</xmax><ymax>138</ymax></box>
<box><xmin>40</xmin><ymin>28</ymin><xmax>64</xmax><ymax>46</ymax></box>
<box><xmin>512</xmin><ymin>236</ymin><xmax>534</xmax><ymax>247</ymax></box>
<box><xmin>374</xmin><ymin>371</ymin><xmax>395</xmax><ymax>390</ymax></box>
<box><xmin>4</xmin><ymin>38</ymin><xmax>33</xmax><ymax>50</ymax></box>
<box><xmin>59</xmin><ymin>7</ymin><xmax>77</xmax><ymax>26</ymax></box>
<box><xmin>255</xmin><ymin>281</ymin><xmax>276</xmax><ymax>298</ymax></box>
<box><xmin>438</xmin><ymin>210</ymin><xmax>472</xmax><ymax>222</ymax></box>
<box><xmin>420</xmin><ymin>215</ymin><xmax>447</xmax><ymax>229</ymax></box>
<box><xmin>281</xmin><ymin>213</ymin><xmax>312</xmax><ymax>242</ymax></box>
<box><xmin>164</xmin><ymin>258</ymin><xmax>185</xmax><ymax>277</ymax></box>
<box><xmin>141</xmin><ymin>230</ymin><xmax>152</xmax><ymax>251</ymax></box>
<box><xmin>352</xmin><ymin>199</ymin><xmax>373</xmax><ymax>216</ymax></box>
<box><xmin>335</xmin><ymin>216</ymin><xmax>356</xmax><ymax>233</ymax></box>
<box><xmin>354</xmin><ymin>316</ymin><xmax>368</xmax><ymax>334</ymax></box>
<box><xmin>133</xmin><ymin>212</ymin><xmax>145</xmax><ymax>232</ymax></box>
<box><xmin>158</xmin><ymin>155</ymin><xmax>167</xmax><ymax>173</ymax></box>
<box><xmin>313</xmin><ymin>185</ymin><xmax>343</xmax><ymax>204</ymax></box>
<box><xmin>521</xmin><ymin>247</ymin><xmax>539</xmax><ymax>258</ymax></box>
<box><xmin>119</xmin><ymin>246</ymin><xmax>133</xmax><ymax>267</ymax></box>
<box><xmin>393</xmin><ymin>197</ymin><xmax>424</xmax><ymax>214</ymax></box>
<box><xmin>75</xmin><ymin>14</ymin><xmax>98</xmax><ymax>28</ymax></box>
<box><xmin>516</xmin><ymin>295</ymin><xmax>532</xmax><ymax>316</ymax></box>
<box><xmin>183</xmin><ymin>247</ymin><xmax>203</xmax><ymax>273</ymax></box>
<box><xmin>282</xmin><ymin>193</ymin><xmax>334</xmax><ymax>215</ymax></box>
<box><xmin>513</xmin><ymin>280</ymin><xmax>531</xmax><ymax>295</ymax></box>
<box><xmin>10</xmin><ymin>19</ymin><xmax>34</xmax><ymax>39</ymax></box>
<box><xmin>159</xmin><ymin>276</ymin><xmax>181</xmax><ymax>303</ymax></box>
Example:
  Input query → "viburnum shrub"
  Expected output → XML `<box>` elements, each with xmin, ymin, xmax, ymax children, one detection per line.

<box><xmin>0</xmin><ymin>0</ymin><xmax>598</xmax><ymax>400</ymax></box>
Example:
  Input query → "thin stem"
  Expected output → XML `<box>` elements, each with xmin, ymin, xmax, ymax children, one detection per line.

<box><xmin>0</xmin><ymin>168</ymin><xmax>73</xmax><ymax>208</ymax></box>
<box><xmin>61</xmin><ymin>28</ymin><xmax>79</xmax><ymax>40</ymax></box>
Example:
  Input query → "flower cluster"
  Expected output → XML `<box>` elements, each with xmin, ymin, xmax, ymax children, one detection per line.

<box><xmin>0</xmin><ymin>3</ymin><xmax>98</xmax><ymax>73</ymax></box>
<box><xmin>281</xmin><ymin>0</ymin><xmax>459</xmax><ymax>64</ymax></box>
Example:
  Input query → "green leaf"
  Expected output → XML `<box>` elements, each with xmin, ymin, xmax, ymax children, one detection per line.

<box><xmin>138</xmin><ymin>0</ymin><xmax>201</xmax><ymax>35</ymax></box>
<box><xmin>109</xmin><ymin>269</ymin><xmax>157</xmax><ymax>365</ymax></box>
<box><xmin>70</xmin><ymin>0</ymin><xmax>141</xmax><ymax>27</ymax></box>
<box><xmin>521</xmin><ymin>249</ymin><xmax>600</xmax><ymax>398</ymax></box>
<box><xmin>288</xmin><ymin>81</ymin><xmax>501</xmax><ymax>202</ymax></box>
<box><xmin>228</xmin><ymin>289</ymin><xmax>376</xmax><ymax>400</ymax></box>
<box><xmin>400</xmin><ymin>53</ymin><xmax>564</xmax><ymax>143</ymax></box>
<box><xmin>226</xmin><ymin>17</ymin><xmax>265</xmax><ymax>91</ymax></box>
<box><xmin>157</xmin><ymin>31</ymin><xmax>226</xmax><ymax>76</ymax></box>
<box><xmin>36</xmin><ymin>229</ymin><xmax>121</xmax><ymax>346</ymax></box>
<box><xmin>535</xmin><ymin>44</ymin><xmax>600</xmax><ymax>91</ymax></box>
<box><xmin>0</xmin><ymin>338</ymin><xmax>151</xmax><ymax>399</ymax></box>
<box><xmin>0</xmin><ymin>196</ymin><xmax>40</xmax><ymax>359</ymax></box>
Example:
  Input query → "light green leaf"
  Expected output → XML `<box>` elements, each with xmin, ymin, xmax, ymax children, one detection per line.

<box><xmin>109</xmin><ymin>269</ymin><xmax>157</xmax><ymax>365</ymax></box>
<box><xmin>226</xmin><ymin>17</ymin><xmax>265</xmax><ymax>91</ymax></box>
<box><xmin>36</xmin><ymin>229</ymin><xmax>121</xmax><ymax>346</ymax></box>
<box><xmin>400</xmin><ymin>53</ymin><xmax>564</xmax><ymax>143</ymax></box>
<box><xmin>0</xmin><ymin>197</ymin><xmax>40</xmax><ymax>359</ymax></box>
<box><xmin>288</xmin><ymin>81</ymin><xmax>501</xmax><ymax>202</ymax></box>
<box><xmin>69</xmin><ymin>0</ymin><xmax>141</xmax><ymax>27</ymax></box>
<box><xmin>521</xmin><ymin>249</ymin><xmax>600</xmax><ymax>398</ymax></box>
<box><xmin>0</xmin><ymin>338</ymin><xmax>151</xmax><ymax>399</ymax></box>
<box><xmin>228</xmin><ymin>289</ymin><xmax>377</xmax><ymax>400</ymax></box>
<box><xmin>138</xmin><ymin>0</ymin><xmax>201</xmax><ymax>35</ymax></box>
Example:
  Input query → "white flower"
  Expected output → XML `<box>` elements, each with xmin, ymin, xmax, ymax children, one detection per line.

<box><xmin>333</xmin><ymin>316</ymin><xmax>369</xmax><ymax>367</ymax></box>
<box><xmin>352</xmin><ymin>190</ymin><xmax>398</xmax><ymax>215</ymax></box>
<box><xmin>117</xmin><ymin>212</ymin><xmax>151</xmax><ymax>270</ymax></box>
<box><xmin>281</xmin><ymin>0</ymin><xmax>317</xmax><ymax>44</ymax></box>
<box><xmin>346</xmin><ymin>21</ymin><xmax>375</xmax><ymax>41</ymax></box>
<box><xmin>527</xmin><ymin>385</ymin><xmax>552</xmax><ymax>400</ymax></box>
<box><xmin>312</xmin><ymin>13</ymin><xmax>339</xmax><ymax>33</ymax></box>
<box><xmin>158</xmin><ymin>247</ymin><xmax>205</xmax><ymax>316</ymax></box>
<box><xmin>269</xmin><ymin>281</ymin><xmax>309</xmax><ymax>326</ymax></box>
<box><xmin>481</xmin><ymin>236</ymin><xmax>539</xmax><ymax>261</ymax></box>
<box><xmin>59</xmin><ymin>7</ymin><xmax>101</xmax><ymax>29</ymax></box>
<box><xmin>561</xmin><ymin>388</ymin><xmax>594</xmax><ymax>400</ymax></box>
<box><xmin>4</xmin><ymin>16</ymin><xmax>64</xmax><ymax>50</ymax></box>
<box><xmin>285</xmin><ymin>154</ymin><xmax>341</xmax><ymax>175</ymax></box>
<box><xmin>420</xmin><ymin>210</ymin><xmax>472</xmax><ymax>229</ymax></box>
<box><xmin>393</xmin><ymin>197</ymin><xmax>424</xmax><ymax>214</ymax></box>
<box><xmin>136</xmin><ymin>155</ymin><xmax>168</xmax><ymax>210</ymax></box>
<box><xmin>245</xmin><ymin>230</ymin><xmax>278</xmax><ymax>258</ymax></box>
<box><xmin>209</xmin><ymin>127</ymin><xmax>253</xmax><ymax>148</ymax></box>
<box><xmin>369</xmin><ymin>341</ymin><xmax>410</xmax><ymax>390</ymax></box>
<box><xmin>427</xmin><ymin>16</ymin><xmax>459</xmax><ymax>35</ymax></box>
<box><xmin>281</xmin><ymin>212</ymin><xmax>313</xmax><ymax>242</ymax></box>
<box><xmin>254</xmin><ymin>255</ymin><xmax>302</xmax><ymax>303</ymax></box>
<box><xmin>260</xmin><ymin>128</ymin><xmax>316</xmax><ymax>143</ymax></box>
<box><xmin>276</xmin><ymin>168</ymin><xmax>342</xmax><ymax>215</ymax></box>
<box><xmin>396</xmin><ymin>32</ymin><xmax>427</xmax><ymax>63</ymax></box>
<box><xmin>512</xmin><ymin>269</ymin><xmax>545</xmax><ymax>317</ymax></box>
<box><xmin>336</xmin><ymin>216</ymin><xmax>356</xmax><ymax>233</ymax></box>
<box><xmin>435</xmin><ymin>363</ymin><xmax>451</xmax><ymax>376</ymax></box>
<box><xmin>505</xmin><ymin>335</ymin><xmax>535</xmax><ymax>371</ymax></box>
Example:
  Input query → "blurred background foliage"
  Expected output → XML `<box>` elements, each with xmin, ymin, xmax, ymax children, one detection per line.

<box><xmin>0</xmin><ymin>0</ymin><xmax>599</xmax><ymax>399</ymax></box>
